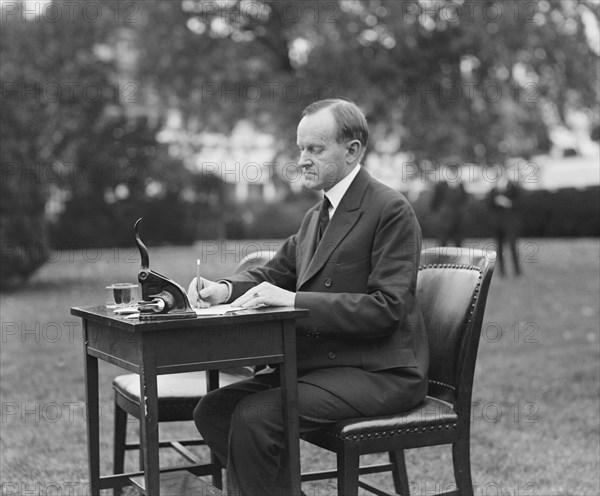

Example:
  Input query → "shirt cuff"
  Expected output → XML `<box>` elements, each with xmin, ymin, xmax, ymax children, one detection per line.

<box><xmin>216</xmin><ymin>280</ymin><xmax>233</xmax><ymax>303</ymax></box>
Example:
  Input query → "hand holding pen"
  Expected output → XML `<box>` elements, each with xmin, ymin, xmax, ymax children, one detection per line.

<box><xmin>193</xmin><ymin>259</ymin><xmax>210</xmax><ymax>308</ymax></box>
<box><xmin>187</xmin><ymin>258</ymin><xmax>229</xmax><ymax>308</ymax></box>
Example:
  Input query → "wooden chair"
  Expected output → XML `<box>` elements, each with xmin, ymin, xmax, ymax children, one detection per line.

<box><xmin>112</xmin><ymin>250</ymin><xmax>274</xmax><ymax>492</ymax></box>
<box><xmin>301</xmin><ymin>247</ymin><xmax>496</xmax><ymax>496</ymax></box>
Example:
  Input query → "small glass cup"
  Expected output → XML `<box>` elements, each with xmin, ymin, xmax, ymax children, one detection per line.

<box><xmin>106</xmin><ymin>283</ymin><xmax>138</xmax><ymax>308</ymax></box>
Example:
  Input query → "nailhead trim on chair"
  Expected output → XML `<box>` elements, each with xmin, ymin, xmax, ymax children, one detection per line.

<box><xmin>418</xmin><ymin>263</ymin><xmax>481</xmax><ymax>271</ymax></box>
<box><xmin>320</xmin><ymin>422</ymin><xmax>459</xmax><ymax>443</ymax></box>
<box><xmin>428</xmin><ymin>379</ymin><xmax>455</xmax><ymax>390</ymax></box>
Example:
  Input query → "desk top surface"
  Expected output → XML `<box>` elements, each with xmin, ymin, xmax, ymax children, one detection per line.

<box><xmin>71</xmin><ymin>305</ymin><xmax>309</xmax><ymax>332</ymax></box>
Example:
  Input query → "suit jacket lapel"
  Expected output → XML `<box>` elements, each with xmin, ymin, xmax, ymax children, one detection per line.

<box><xmin>297</xmin><ymin>168</ymin><xmax>371</xmax><ymax>289</ymax></box>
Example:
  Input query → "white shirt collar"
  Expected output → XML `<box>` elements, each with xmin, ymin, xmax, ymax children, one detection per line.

<box><xmin>323</xmin><ymin>164</ymin><xmax>362</xmax><ymax>218</ymax></box>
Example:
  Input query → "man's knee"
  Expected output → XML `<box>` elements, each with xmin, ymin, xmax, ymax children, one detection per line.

<box><xmin>230</xmin><ymin>395</ymin><xmax>281</xmax><ymax>441</ymax></box>
<box><xmin>193</xmin><ymin>390</ymin><xmax>223</xmax><ymax>434</ymax></box>
<box><xmin>193</xmin><ymin>396</ymin><xmax>208</xmax><ymax>433</ymax></box>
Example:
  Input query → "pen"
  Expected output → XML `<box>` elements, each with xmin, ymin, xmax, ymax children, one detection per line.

<box><xmin>196</xmin><ymin>259</ymin><xmax>201</xmax><ymax>300</ymax></box>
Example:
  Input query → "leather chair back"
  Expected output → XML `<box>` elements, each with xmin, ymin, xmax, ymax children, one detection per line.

<box><xmin>235</xmin><ymin>249</ymin><xmax>276</xmax><ymax>274</ymax></box>
<box><xmin>417</xmin><ymin>248</ymin><xmax>495</xmax><ymax>413</ymax></box>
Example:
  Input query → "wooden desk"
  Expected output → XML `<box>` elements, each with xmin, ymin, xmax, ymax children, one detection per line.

<box><xmin>71</xmin><ymin>305</ymin><xmax>309</xmax><ymax>496</ymax></box>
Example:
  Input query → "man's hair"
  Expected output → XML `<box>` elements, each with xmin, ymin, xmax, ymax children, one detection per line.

<box><xmin>302</xmin><ymin>98</ymin><xmax>369</xmax><ymax>149</ymax></box>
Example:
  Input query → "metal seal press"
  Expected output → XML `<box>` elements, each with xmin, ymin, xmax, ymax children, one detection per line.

<box><xmin>134</xmin><ymin>218</ymin><xmax>196</xmax><ymax>320</ymax></box>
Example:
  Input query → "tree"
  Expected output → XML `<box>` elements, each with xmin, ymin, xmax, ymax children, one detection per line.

<box><xmin>0</xmin><ymin>1</ymin><xmax>225</xmax><ymax>285</ymax></box>
<box><xmin>134</xmin><ymin>0</ymin><xmax>599</xmax><ymax>165</ymax></box>
<box><xmin>50</xmin><ymin>114</ymin><xmax>224</xmax><ymax>247</ymax></box>
<box><xmin>1</xmin><ymin>1</ymin><xmax>117</xmax><ymax>285</ymax></box>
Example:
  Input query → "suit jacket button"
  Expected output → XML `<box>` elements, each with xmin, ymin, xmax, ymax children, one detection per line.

<box><xmin>328</xmin><ymin>352</ymin><xmax>336</xmax><ymax>359</ymax></box>
<box><xmin>324</xmin><ymin>278</ymin><xmax>332</xmax><ymax>287</ymax></box>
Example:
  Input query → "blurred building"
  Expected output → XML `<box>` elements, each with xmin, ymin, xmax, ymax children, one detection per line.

<box><xmin>366</xmin><ymin>123</ymin><xmax>599</xmax><ymax>200</ymax></box>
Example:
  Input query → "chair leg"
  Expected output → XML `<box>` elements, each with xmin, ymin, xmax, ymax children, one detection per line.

<box><xmin>452</xmin><ymin>440</ymin><xmax>474</xmax><ymax>496</ymax></box>
<box><xmin>337</xmin><ymin>445</ymin><xmax>360</xmax><ymax>496</ymax></box>
<box><xmin>113</xmin><ymin>401</ymin><xmax>127</xmax><ymax>496</ymax></box>
<box><xmin>139</xmin><ymin>420</ymin><xmax>145</xmax><ymax>471</ymax></box>
<box><xmin>389</xmin><ymin>450</ymin><xmax>411</xmax><ymax>496</ymax></box>
<box><xmin>211</xmin><ymin>452</ymin><xmax>223</xmax><ymax>489</ymax></box>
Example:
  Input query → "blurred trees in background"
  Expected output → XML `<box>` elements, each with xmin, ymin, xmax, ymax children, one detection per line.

<box><xmin>137</xmin><ymin>0</ymin><xmax>598</xmax><ymax>162</ymax></box>
<box><xmin>1</xmin><ymin>4</ymin><xmax>117</xmax><ymax>286</ymax></box>
<box><xmin>1</xmin><ymin>0</ymin><xmax>598</xmax><ymax>286</ymax></box>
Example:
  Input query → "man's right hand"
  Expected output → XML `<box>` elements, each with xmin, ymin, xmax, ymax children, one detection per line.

<box><xmin>187</xmin><ymin>277</ymin><xmax>230</xmax><ymax>308</ymax></box>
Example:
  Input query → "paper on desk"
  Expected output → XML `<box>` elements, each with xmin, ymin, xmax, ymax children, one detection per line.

<box><xmin>115</xmin><ymin>304</ymin><xmax>245</xmax><ymax>319</ymax></box>
<box><xmin>195</xmin><ymin>304</ymin><xmax>244</xmax><ymax>316</ymax></box>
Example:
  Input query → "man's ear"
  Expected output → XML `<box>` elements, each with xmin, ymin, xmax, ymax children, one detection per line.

<box><xmin>346</xmin><ymin>140</ymin><xmax>362</xmax><ymax>162</ymax></box>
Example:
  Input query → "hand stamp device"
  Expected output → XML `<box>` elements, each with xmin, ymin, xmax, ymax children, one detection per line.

<box><xmin>134</xmin><ymin>218</ymin><xmax>196</xmax><ymax>320</ymax></box>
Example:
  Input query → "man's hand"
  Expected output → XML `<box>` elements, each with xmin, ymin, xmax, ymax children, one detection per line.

<box><xmin>231</xmin><ymin>282</ymin><xmax>295</xmax><ymax>309</ymax></box>
<box><xmin>187</xmin><ymin>277</ymin><xmax>229</xmax><ymax>308</ymax></box>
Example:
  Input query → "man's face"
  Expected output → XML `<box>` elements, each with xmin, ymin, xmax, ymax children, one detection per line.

<box><xmin>296</xmin><ymin>109</ymin><xmax>353</xmax><ymax>192</ymax></box>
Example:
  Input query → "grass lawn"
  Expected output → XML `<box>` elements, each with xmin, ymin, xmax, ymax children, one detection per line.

<box><xmin>1</xmin><ymin>238</ymin><xmax>598</xmax><ymax>495</ymax></box>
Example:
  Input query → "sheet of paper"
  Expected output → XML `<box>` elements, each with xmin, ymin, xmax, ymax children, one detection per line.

<box><xmin>114</xmin><ymin>304</ymin><xmax>246</xmax><ymax>319</ymax></box>
<box><xmin>194</xmin><ymin>304</ymin><xmax>244</xmax><ymax>316</ymax></box>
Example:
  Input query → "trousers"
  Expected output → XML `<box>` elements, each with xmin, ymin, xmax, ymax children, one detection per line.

<box><xmin>193</xmin><ymin>371</ymin><xmax>364</xmax><ymax>496</ymax></box>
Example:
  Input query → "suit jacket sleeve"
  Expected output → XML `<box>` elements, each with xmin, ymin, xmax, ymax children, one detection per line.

<box><xmin>225</xmin><ymin>234</ymin><xmax>299</xmax><ymax>300</ymax></box>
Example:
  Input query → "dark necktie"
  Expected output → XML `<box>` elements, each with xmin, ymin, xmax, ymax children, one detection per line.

<box><xmin>317</xmin><ymin>196</ymin><xmax>331</xmax><ymax>244</ymax></box>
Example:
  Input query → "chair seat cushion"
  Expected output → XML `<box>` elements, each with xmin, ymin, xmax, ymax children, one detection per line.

<box><xmin>113</xmin><ymin>368</ymin><xmax>253</xmax><ymax>421</ymax></box>
<box><xmin>305</xmin><ymin>396</ymin><xmax>457</xmax><ymax>443</ymax></box>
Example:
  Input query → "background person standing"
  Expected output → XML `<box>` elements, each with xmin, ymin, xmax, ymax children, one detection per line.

<box><xmin>430</xmin><ymin>163</ymin><xmax>469</xmax><ymax>247</ymax></box>
<box><xmin>487</xmin><ymin>174</ymin><xmax>523</xmax><ymax>277</ymax></box>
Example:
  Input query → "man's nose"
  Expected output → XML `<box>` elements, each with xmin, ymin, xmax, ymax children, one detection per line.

<box><xmin>298</xmin><ymin>151</ymin><xmax>312</xmax><ymax>168</ymax></box>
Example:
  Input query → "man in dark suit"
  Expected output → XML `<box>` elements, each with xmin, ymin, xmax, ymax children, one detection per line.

<box><xmin>187</xmin><ymin>99</ymin><xmax>428</xmax><ymax>495</ymax></box>
<box><xmin>487</xmin><ymin>175</ymin><xmax>522</xmax><ymax>276</ymax></box>
<box><xmin>430</xmin><ymin>164</ymin><xmax>469</xmax><ymax>247</ymax></box>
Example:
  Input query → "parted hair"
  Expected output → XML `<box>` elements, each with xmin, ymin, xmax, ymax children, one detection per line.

<box><xmin>302</xmin><ymin>98</ymin><xmax>369</xmax><ymax>149</ymax></box>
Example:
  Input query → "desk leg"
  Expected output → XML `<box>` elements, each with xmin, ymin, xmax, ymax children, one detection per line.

<box><xmin>206</xmin><ymin>370</ymin><xmax>224</xmax><ymax>489</ymax></box>
<box><xmin>83</xmin><ymin>321</ymin><xmax>100</xmax><ymax>496</ymax></box>
<box><xmin>139</xmin><ymin>349</ymin><xmax>160</xmax><ymax>495</ymax></box>
<box><xmin>280</xmin><ymin>320</ymin><xmax>301</xmax><ymax>496</ymax></box>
